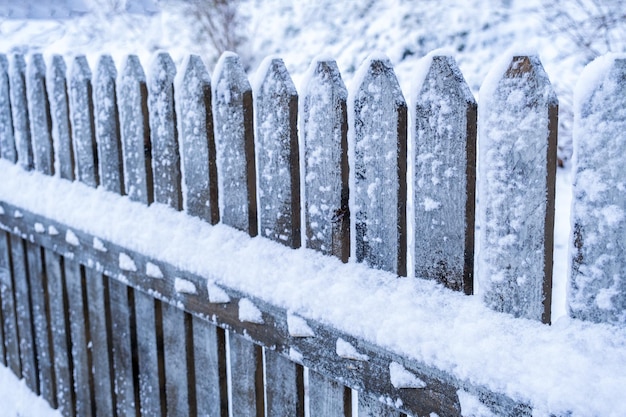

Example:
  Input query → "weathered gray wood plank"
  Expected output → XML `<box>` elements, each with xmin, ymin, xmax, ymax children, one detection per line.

<box><xmin>94</xmin><ymin>55</ymin><xmax>124</xmax><ymax>194</ymax></box>
<box><xmin>570</xmin><ymin>57</ymin><xmax>626</xmax><ymax>325</ymax></box>
<box><xmin>477</xmin><ymin>55</ymin><xmax>557</xmax><ymax>323</ymax></box>
<box><xmin>0</xmin><ymin>231</ymin><xmax>20</xmax><ymax>376</ymax></box>
<box><xmin>27</xmin><ymin>53</ymin><xmax>54</xmax><ymax>176</ymax></box>
<box><xmin>229</xmin><ymin>333</ymin><xmax>264</xmax><ymax>417</ymax></box>
<box><xmin>162</xmin><ymin>302</ymin><xmax>191</xmax><ymax>416</ymax></box>
<box><xmin>265</xmin><ymin>348</ymin><xmax>305</xmax><ymax>416</ymax></box>
<box><xmin>413</xmin><ymin>55</ymin><xmax>476</xmax><ymax>294</ymax></box>
<box><xmin>85</xmin><ymin>269</ymin><xmax>115</xmax><ymax>416</ymax></box>
<box><xmin>45</xmin><ymin>250</ymin><xmax>73</xmax><ymax>415</ymax></box>
<box><xmin>308</xmin><ymin>370</ymin><xmax>351</xmax><ymax>417</ymax></box>
<box><xmin>254</xmin><ymin>57</ymin><xmax>300</xmax><ymax>248</ymax></box>
<box><xmin>0</xmin><ymin>54</ymin><xmax>16</xmax><ymax>162</ymax></box>
<box><xmin>148</xmin><ymin>52</ymin><xmax>181</xmax><ymax>209</ymax></box>
<box><xmin>212</xmin><ymin>52</ymin><xmax>257</xmax><ymax>236</ymax></box>
<box><xmin>358</xmin><ymin>393</ymin><xmax>402</xmax><ymax>417</ymax></box>
<box><xmin>69</xmin><ymin>55</ymin><xmax>98</xmax><ymax>187</ymax></box>
<box><xmin>301</xmin><ymin>58</ymin><xmax>349</xmax><ymax>262</ymax></box>
<box><xmin>10</xmin><ymin>235</ymin><xmax>38</xmax><ymax>392</ymax></box>
<box><xmin>10</xmin><ymin>54</ymin><xmax>33</xmax><ymax>170</ymax></box>
<box><xmin>26</xmin><ymin>242</ymin><xmax>56</xmax><ymax>405</ymax></box>
<box><xmin>350</xmin><ymin>55</ymin><xmax>407</xmax><ymax>276</ymax></box>
<box><xmin>119</xmin><ymin>55</ymin><xmax>152</xmax><ymax>204</ymax></box>
<box><xmin>177</xmin><ymin>54</ymin><xmax>219</xmax><ymax>224</ymax></box>
<box><xmin>47</xmin><ymin>55</ymin><xmax>74</xmax><ymax>181</ymax></box>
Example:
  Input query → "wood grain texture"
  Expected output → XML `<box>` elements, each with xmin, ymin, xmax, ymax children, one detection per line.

<box><xmin>0</xmin><ymin>231</ymin><xmax>20</xmax><ymax>376</ymax></box>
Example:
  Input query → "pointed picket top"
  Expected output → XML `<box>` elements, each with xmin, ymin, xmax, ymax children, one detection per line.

<box><xmin>27</xmin><ymin>53</ymin><xmax>54</xmax><ymax>176</ymax></box>
<box><xmin>212</xmin><ymin>52</ymin><xmax>257</xmax><ymax>236</ymax></box>
<box><xmin>47</xmin><ymin>55</ymin><xmax>74</xmax><ymax>181</ymax></box>
<box><xmin>94</xmin><ymin>55</ymin><xmax>123</xmax><ymax>194</ymax></box>
<box><xmin>149</xmin><ymin>52</ymin><xmax>182</xmax><ymax>210</ymax></box>
<box><xmin>570</xmin><ymin>54</ymin><xmax>626</xmax><ymax>325</ymax></box>
<box><xmin>301</xmin><ymin>57</ymin><xmax>349</xmax><ymax>262</ymax></box>
<box><xmin>0</xmin><ymin>54</ymin><xmax>16</xmax><ymax>163</ymax></box>
<box><xmin>10</xmin><ymin>54</ymin><xmax>33</xmax><ymax>170</ymax></box>
<box><xmin>254</xmin><ymin>56</ymin><xmax>300</xmax><ymax>248</ymax></box>
<box><xmin>69</xmin><ymin>55</ymin><xmax>98</xmax><ymax>187</ymax></box>
<box><xmin>412</xmin><ymin>54</ymin><xmax>476</xmax><ymax>293</ymax></box>
<box><xmin>176</xmin><ymin>54</ymin><xmax>219</xmax><ymax>223</ymax></box>
<box><xmin>119</xmin><ymin>55</ymin><xmax>152</xmax><ymax>205</ymax></box>
<box><xmin>477</xmin><ymin>55</ymin><xmax>558</xmax><ymax>323</ymax></box>
<box><xmin>350</xmin><ymin>53</ymin><xmax>407</xmax><ymax>276</ymax></box>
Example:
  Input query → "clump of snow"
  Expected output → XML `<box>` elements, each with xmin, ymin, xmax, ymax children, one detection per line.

<box><xmin>34</xmin><ymin>222</ymin><xmax>44</xmax><ymax>233</ymax></box>
<box><xmin>48</xmin><ymin>225</ymin><xmax>59</xmax><ymax>235</ymax></box>
<box><xmin>0</xmin><ymin>206</ymin><xmax>4</xmax><ymax>215</ymax></box>
<box><xmin>457</xmin><ymin>390</ymin><xmax>496</xmax><ymax>417</ymax></box>
<box><xmin>65</xmin><ymin>229</ymin><xmax>79</xmax><ymax>246</ymax></box>
<box><xmin>93</xmin><ymin>237</ymin><xmax>106</xmax><ymax>252</ymax></box>
<box><xmin>174</xmin><ymin>277</ymin><xmax>196</xmax><ymax>295</ymax></box>
<box><xmin>146</xmin><ymin>262</ymin><xmax>164</xmax><ymax>279</ymax></box>
<box><xmin>118</xmin><ymin>252</ymin><xmax>137</xmax><ymax>272</ymax></box>
<box><xmin>207</xmin><ymin>282</ymin><xmax>230</xmax><ymax>303</ymax></box>
<box><xmin>336</xmin><ymin>338</ymin><xmax>369</xmax><ymax>361</ymax></box>
<box><xmin>238</xmin><ymin>298</ymin><xmax>263</xmax><ymax>324</ymax></box>
<box><xmin>13</xmin><ymin>210</ymin><xmax>23</xmax><ymax>218</ymax></box>
<box><xmin>289</xmin><ymin>347</ymin><xmax>304</xmax><ymax>364</ymax></box>
<box><xmin>389</xmin><ymin>362</ymin><xmax>426</xmax><ymax>389</ymax></box>
<box><xmin>287</xmin><ymin>313</ymin><xmax>315</xmax><ymax>337</ymax></box>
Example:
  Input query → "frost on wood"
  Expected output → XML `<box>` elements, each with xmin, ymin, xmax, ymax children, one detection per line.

<box><xmin>212</xmin><ymin>52</ymin><xmax>257</xmax><ymax>236</ymax></box>
<box><xmin>149</xmin><ymin>52</ymin><xmax>182</xmax><ymax>210</ymax></box>
<box><xmin>70</xmin><ymin>55</ymin><xmax>98</xmax><ymax>187</ymax></box>
<box><xmin>570</xmin><ymin>55</ymin><xmax>626</xmax><ymax>325</ymax></box>
<box><xmin>27</xmin><ymin>54</ymin><xmax>54</xmax><ymax>176</ymax></box>
<box><xmin>10</xmin><ymin>54</ymin><xmax>33</xmax><ymax>170</ymax></box>
<box><xmin>413</xmin><ymin>55</ymin><xmax>476</xmax><ymax>293</ymax></box>
<box><xmin>350</xmin><ymin>55</ymin><xmax>407</xmax><ymax>276</ymax></box>
<box><xmin>95</xmin><ymin>55</ymin><xmax>123</xmax><ymax>194</ymax></box>
<box><xmin>177</xmin><ymin>55</ymin><xmax>218</xmax><ymax>223</ymax></box>
<box><xmin>477</xmin><ymin>56</ymin><xmax>557</xmax><ymax>323</ymax></box>
<box><xmin>119</xmin><ymin>55</ymin><xmax>152</xmax><ymax>205</ymax></box>
<box><xmin>0</xmin><ymin>54</ymin><xmax>16</xmax><ymax>163</ymax></box>
<box><xmin>47</xmin><ymin>55</ymin><xmax>74</xmax><ymax>181</ymax></box>
<box><xmin>302</xmin><ymin>58</ymin><xmax>349</xmax><ymax>261</ymax></box>
<box><xmin>254</xmin><ymin>57</ymin><xmax>300</xmax><ymax>248</ymax></box>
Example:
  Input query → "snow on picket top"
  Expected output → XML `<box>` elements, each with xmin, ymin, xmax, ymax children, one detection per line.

<box><xmin>70</xmin><ymin>55</ymin><xmax>98</xmax><ymax>187</ymax></box>
<box><xmin>47</xmin><ymin>55</ymin><xmax>74</xmax><ymax>181</ymax></box>
<box><xmin>1</xmin><ymin>158</ymin><xmax>626</xmax><ymax>416</ymax></box>
<box><xmin>300</xmin><ymin>57</ymin><xmax>350</xmax><ymax>262</ymax></box>
<box><xmin>27</xmin><ymin>54</ymin><xmax>54</xmax><ymax>176</ymax></box>
<box><xmin>94</xmin><ymin>55</ymin><xmax>123</xmax><ymax>194</ymax></box>
<box><xmin>0</xmin><ymin>54</ymin><xmax>16</xmax><ymax>163</ymax></box>
<box><xmin>118</xmin><ymin>55</ymin><xmax>152</xmax><ymax>204</ymax></box>
<box><xmin>212</xmin><ymin>51</ymin><xmax>257</xmax><ymax>236</ymax></box>
<box><xmin>570</xmin><ymin>53</ymin><xmax>626</xmax><ymax>325</ymax></box>
<box><xmin>175</xmin><ymin>54</ymin><xmax>218</xmax><ymax>224</ymax></box>
<box><xmin>149</xmin><ymin>52</ymin><xmax>182</xmax><ymax>210</ymax></box>
<box><xmin>253</xmin><ymin>56</ymin><xmax>300</xmax><ymax>248</ymax></box>
<box><xmin>348</xmin><ymin>52</ymin><xmax>407</xmax><ymax>276</ymax></box>
<box><xmin>10</xmin><ymin>54</ymin><xmax>33</xmax><ymax>171</ymax></box>
<box><xmin>478</xmin><ymin>53</ymin><xmax>558</xmax><ymax>323</ymax></box>
<box><xmin>412</xmin><ymin>51</ymin><xmax>476</xmax><ymax>294</ymax></box>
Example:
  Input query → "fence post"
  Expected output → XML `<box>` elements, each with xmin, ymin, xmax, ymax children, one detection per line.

<box><xmin>350</xmin><ymin>54</ymin><xmax>407</xmax><ymax>276</ymax></box>
<box><xmin>413</xmin><ymin>55</ymin><xmax>476</xmax><ymax>294</ymax></box>
<box><xmin>570</xmin><ymin>55</ymin><xmax>626</xmax><ymax>325</ymax></box>
<box><xmin>477</xmin><ymin>55</ymin><xmax>558</xmax><ymax>323</ymax></box>
<box><xmin>47</xmin><ymin>55</ymin><xmax>74</xmax><ymax>181</ymax></box>
<box><xmin>301</xmin><ymin>58</ymin><xmax>350</xmax><ymax>262</ymax></box>
<box><xmin>10</xmin><ymin>54</ymin><xmax>33</xmax><ymax>170</ymax></box>
<box><xmin>212</xmin><ymin>52</ymin><xmax>257</xmax><ymax>236</ymax></box>
<box><xmin>176</xmin><ymin>54</ymin><xmax>219</xmax><ymax>224</ymax></box>
<box><xmin>0</xmin><ymin>54</ymin><xmax>16</xmax><ymax>163</ymax></box>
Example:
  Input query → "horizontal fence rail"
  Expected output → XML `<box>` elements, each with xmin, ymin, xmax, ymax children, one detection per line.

<box><xmin>0</xmin><ymin>50</ymin><xmax>623</xmax><ymax>417</ymax></box>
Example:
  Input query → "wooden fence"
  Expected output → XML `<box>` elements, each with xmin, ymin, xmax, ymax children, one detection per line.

<box><xmin>0</xmin><ymin>49</ymin><xmax>623</xmax><ymax>417</ymax></box>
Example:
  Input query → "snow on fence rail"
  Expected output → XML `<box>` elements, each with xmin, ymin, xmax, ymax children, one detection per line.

<box><xmin>0</xmin><ymin>50</ymin><xmax>624</xmax><ymax>417</ymax></box>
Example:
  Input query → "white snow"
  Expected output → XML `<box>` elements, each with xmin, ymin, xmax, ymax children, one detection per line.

<box><xmin>146</xmin><ymin>261</ymin><xmax>164</xmax><ymax>279</ymax></box>
<box><xmin>238</xmin><ymin>298</ymin><xmax>263</xmax><ymax>324</ymax></box>
<box><xmin>336</xmin><ymin>338</ymin><xmax>369</xmax><ymax>361</ymax></box>
<box><xmin>93</xmin><ymin>237</ymin><xmax>106</xmax><ymax>252</ymax></box>
<box><xmin>34</xmin><ymin>222</ymin><xmax>44</xmax><ymax>233</ymax></box>
<box><xmin>47</xmin><ymin>225</ymin><xmax>59</xmax><ymax>235</ymax></box>
<box><xmin>118</xmin><ymin>252</ymin><xmax>137</xmax><ymax>272</ymax></box>
<box><xmin>174</xmin><ymin>277</ymin><xmax>197</xmax><ymax>295</ymax></box>
<box><xmin>0</xmin><ymin>366</ymin><xmax>61</xmax><ymax>417</ymax></box>
<box><xmin>287</xmin><ymin>313</ymin><xmax>315</xmax><ymax>338</ymax></box>
<box><xmin>389</xmin><ymin>362</ymin><xmax>426</xmax><ymax>389</ymax></box>
<box><xmin>65</xmin><ymin>229</ymin><xmax>79</xmax><ymax>246</ymax></box>
<box><xmin>207</xmin><ymin>282</ymin><xmax>231</xmax><ymax>303</ymax></box>
<box><xmin>289</xmin><ymin>347</ymin><xmax>304</xmax><ymax>364</ymax></box>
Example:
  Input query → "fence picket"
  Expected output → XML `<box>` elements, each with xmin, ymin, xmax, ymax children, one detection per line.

<box><xmin>213</xmin><ymin>52</ymin><xmax>257</xmax><ymax>236</ymax></box>
<box><xmin>350</xmin><ymin>55</ymin><xmax>407</xmax><ymax>276</ymax></box>
<box><xmin>358</xmin><ymin>393</ymin><xmax>402</xmax><ymax>417</ymax></box>
<box><xmin>229</xmin><ymin>333</ymin><xmax>264</xmax><ymax>417</ymax></box>
<box><xmin>94</xmin><ymin>55</ymin><xmax>124</xmax><ymax>194</ymax></box>
<box><xmin>149</xmin><ymin>52</ymin><xmax>181</xmax><ymax>209</ymax></box>
<box><xmin>265</xmin><ymin>349</ymin><xmax>305</xmax><ymax>417</ymax></box>
<box><xmin>570</xmin><ymin>56</ymin><xmax>626</xmax><ymax>325</ymax></box>
<box><xmin>0</xmin><ymin>54</ymin><xmax>16</xmax><ymax>162</ymax></box>
<box><xmin>27</xmin><ymin>54</ymin><xmax>54</xmax><ymax>176</ymax></box>
<box><xmin>254</xmin><ymin>57</ymin><xmax>300</xmax><ymax>248</ymax></box>
<box><xmin>119</xmin><ymin>55</ymin><xmax>152</xmax><ymax>204</ymax></box>
<box><xmin>308</xmin><ymin>370</ymin><xmax>351</xmax><ymax>417</ymax></box>
<box><xmin>177</xmin><ymin>54</ymin><xmax>219</xmax><ymax>223</ymax></box>
<box><xmin>162</xmin><ymin>303</ymin><xmax>191</xmax><ymax>416</ymax></box>
<box><xmin>0</xmin><ymin>231</ymin><xmax>20</xmax><ymax>376</ymax></box>
<box><xmin>10</xmin><ymin>54</ymin><xmax>33</xmax><ymax>170</ymax></box>
<box><xmin>70</xmin><ymin>56</ymin><xmax>98</xmax><ymax>187</ymax></box>
<box><xmin>413</xmin><ymin>55</ymin><xmax>476</xmax><ymax>293</ymax></box>
<box><xmin>477</xmin><ymin>55</ymin><xmax>557</xmax><ymax>323</ymax></box>
<box><xmin>302</xmin><ymin>58</ymin><xmax>349</xmax><ymax>262</ymax></box>
<box><xmin>47</xmin><ymin>55</ymin><xmax>74</xmax><ymax>181</ymax></box>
